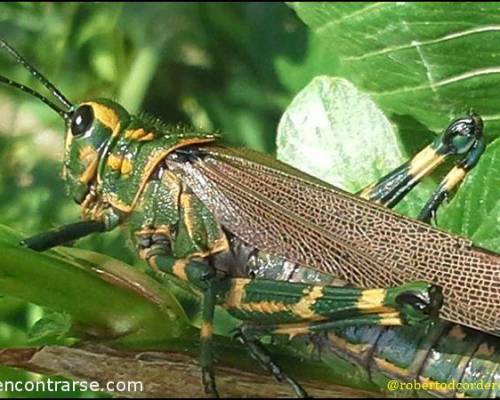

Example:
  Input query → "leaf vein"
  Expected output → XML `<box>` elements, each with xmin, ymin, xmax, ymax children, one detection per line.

<box><xmin>373</xmin><ymin>67</ymin><xmax>500</xmax><ymax>97</ymax></box>
<box><xmin>315</xmin><ymin>2</ymin><xmax>386</xmax><ymax>33</ymax></box>
<box><xmin>343</xmin><ymin>25</ymin><xmax>500</xmax><ymax>61</ymax></box>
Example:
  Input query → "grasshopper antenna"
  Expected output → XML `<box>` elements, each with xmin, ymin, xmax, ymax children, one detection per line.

<box><xmin>0</xmin><ymin>75</ymin><xmax>70</xmax><ymax>121</ymax></box>
<box><xmin>0</xmin><ymin>40</ymin><xmax>72</xmax><ymax>120</ymax></box>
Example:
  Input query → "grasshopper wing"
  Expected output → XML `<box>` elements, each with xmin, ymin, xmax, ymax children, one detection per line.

<box><xmin>168</xmin><ymin>145</ymin><xmax>500</xmax><ymax>336</ymax></box>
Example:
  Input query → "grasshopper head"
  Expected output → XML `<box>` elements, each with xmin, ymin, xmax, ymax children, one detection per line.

<box><xmin>0</xmin><ymin>41</ymin><xmax>132</xmax><ymax>206</ymax></box>
<box><xmin>62</xmin><ymin>99</ymin><xmax>130</xmax><ymax>204</ymax></box>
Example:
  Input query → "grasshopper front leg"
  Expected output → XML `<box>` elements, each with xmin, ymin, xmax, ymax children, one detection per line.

<box><xmin>141</xmin><ymin>245</ymin><xmax>222</xmax><ymax>397</ymax></box>
<box><xmin>21</xmin><ymin>220</ymin><xmax>107</xmax><ymax>251</ymax></box>
<box><xmin>199</xmin><ymin>271</ymin><xmax>218</xmax><ymax>397</ymax></box>
<box><xmin>21</xmin><ymin>206</ymin><xmax>122</xmax><ymax>251</ymax></box>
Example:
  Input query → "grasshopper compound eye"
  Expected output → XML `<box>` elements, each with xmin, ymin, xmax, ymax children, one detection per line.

<box><xmin>70</xmin><ymin>104</ymin><xmax>94</xmax><ymax>137</ymax></box>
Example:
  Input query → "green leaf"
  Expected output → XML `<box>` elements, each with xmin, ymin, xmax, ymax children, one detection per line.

<box><xmin>290</xmin><ymin>2</ymin><xmax>500</xmax><ymax>140</ymax></box>
<box><xmin>28</xmin><ymin>311</ymin><xmax>75</xmax><ymax>346</ymax></box>
<box><xmin>0</xmin><ymin>225</ymin><xmax>195</xmax><ymax>348</ymax></box>
<box><xmin>277</xmin><ymin>76</ymin><xmax>433</xmax><ymax>216</ymax></box>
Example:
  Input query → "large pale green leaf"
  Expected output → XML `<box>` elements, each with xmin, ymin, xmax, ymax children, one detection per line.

<box><xmin>290</xmin><ymin>2</ymin><xmax>500</xmax><ymax>140</ymax></box>
<box><xmin>0</xmin><ymin>225</ymin><xmax>195</xmax><ymax>348</ymax></box>
<box><xmin>278</xmin><ymin>76</ymin><xmax>401</xmax><ymax>191</ymax></box>
<box><xmin>277</xmin><ymin>76</ymin><xmax>433</xmax><ymax>217</ymax></box>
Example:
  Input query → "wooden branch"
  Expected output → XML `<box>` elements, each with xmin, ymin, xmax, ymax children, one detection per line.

<box><xmin>0</xmin><ymin>344</ymin><xmax>380</xmax><ymax>398</ymax></box>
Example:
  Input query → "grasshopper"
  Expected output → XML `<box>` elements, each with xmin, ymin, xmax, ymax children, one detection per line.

<box><xmin>0</xmin><ymin>40</ymin><xmax>497</xmax><ymax>397</ymax></box>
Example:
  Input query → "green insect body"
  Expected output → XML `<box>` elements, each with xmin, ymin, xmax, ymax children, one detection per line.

<box><xmin>58</xmin><ymin>99</ymin><xmax>489</xmax><ymax>399</ymax></box>
<box><xmin>61</xmin><ymin>99</ymin><xmax>437</xmax><ymax>319</ymax></box>
<box><xmin>0</xmin><ymin>60</ymin><xmax>440</xmax><ymax>396</ymax></box>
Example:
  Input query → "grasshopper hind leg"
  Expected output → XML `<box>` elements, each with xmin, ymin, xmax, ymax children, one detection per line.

<box><xmin>358</xmin><ymin>113</ymin><xmax>485</xmax><ymax>223</ymax></box>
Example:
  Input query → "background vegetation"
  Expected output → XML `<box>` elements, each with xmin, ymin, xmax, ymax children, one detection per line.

<box><xmin>0</xmin><ymin>2</ymin><xmax>498</xmax><ymax>397</ymax></box>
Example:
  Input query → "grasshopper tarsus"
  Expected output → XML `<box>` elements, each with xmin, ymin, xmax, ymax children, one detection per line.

<box><xmin>201</xmin><ymin>367</ymin><xmax>219</xmax><ymax>398</ymax></box>
<box><xmin>235</xmin><ymin>326</ymin><xmax>309</xmax><ymax>398</ymax></box>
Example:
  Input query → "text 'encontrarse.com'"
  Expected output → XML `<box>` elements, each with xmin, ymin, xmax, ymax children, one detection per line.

<box><xmin>0</xmin><ymin>378</ymin><xmax>144</xmax><ymax>394</ymax></box>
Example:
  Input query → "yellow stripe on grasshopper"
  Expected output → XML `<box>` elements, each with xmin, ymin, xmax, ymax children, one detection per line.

<box><xmin>173</xmin><ymin>259</ymin><xmax>189</xmax><ymax>281</ymax></box>
<box><xmin>78</xmin><ymin>145</ymin><xmax>99</xmax><ymax>184</ymax></box>
<box><xmin>379</xmin><ymin>312</ymin><xmax>403</xmax><ymax>326</ymax></box>
<box><xmin>106</xmin><ymin>153</ymin><xmax>133</xmax><ymax>177</ymax></box>
<box><xmin>357</xmin><ymin>288</ymin><xmax>394</xmax><ymax>314</ymax></box>
<box><xmin>273</xmin><ymin>322</ymin><xmax>314</xmax><ymax>339</ymax></box>
<box><xmin>225</xmin><ymin>279</ymin><xmax>249</xmax><ymax>309</ymax></box>
<box><xmin>225</xmin><ymin>279</ymin><xmax>292</xmax><ymax>315</ymax></box>
<box><xmin>124</xmin><ymin>128</ymin><xmax>155</xmax><ymax>141</ymax></box>
<box><xmin>200</xmin><ymin>321</ymin><xmax>214</xmax><ymax>339</ymax></box>
<box><xmin>120</xmin><ymin>157</ymin><xmax>134</xmax><ymax>176</ymax></box>
<box><xmin>408</xmin><ymin>145</ymin><xmax>447</xmax><ymax>184</ymax></box>
<box><xmin>441</xmin><ymin>166</ymin><xmax>467</xmax><ymax>192</ymax></box>
<box><xmin>83</xmin><ymin>102</ymin><xmax>121</xmax><ymax>137</ymax></box>
<box><xmin>107</xmin><ymin>154</ymin><xmax>123</xmax><ymax>170</ymax></box>
<box><xmin>291</xmin><ymin>286</ymin><xmax>325</xmax><ymax>319</ymax></box>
